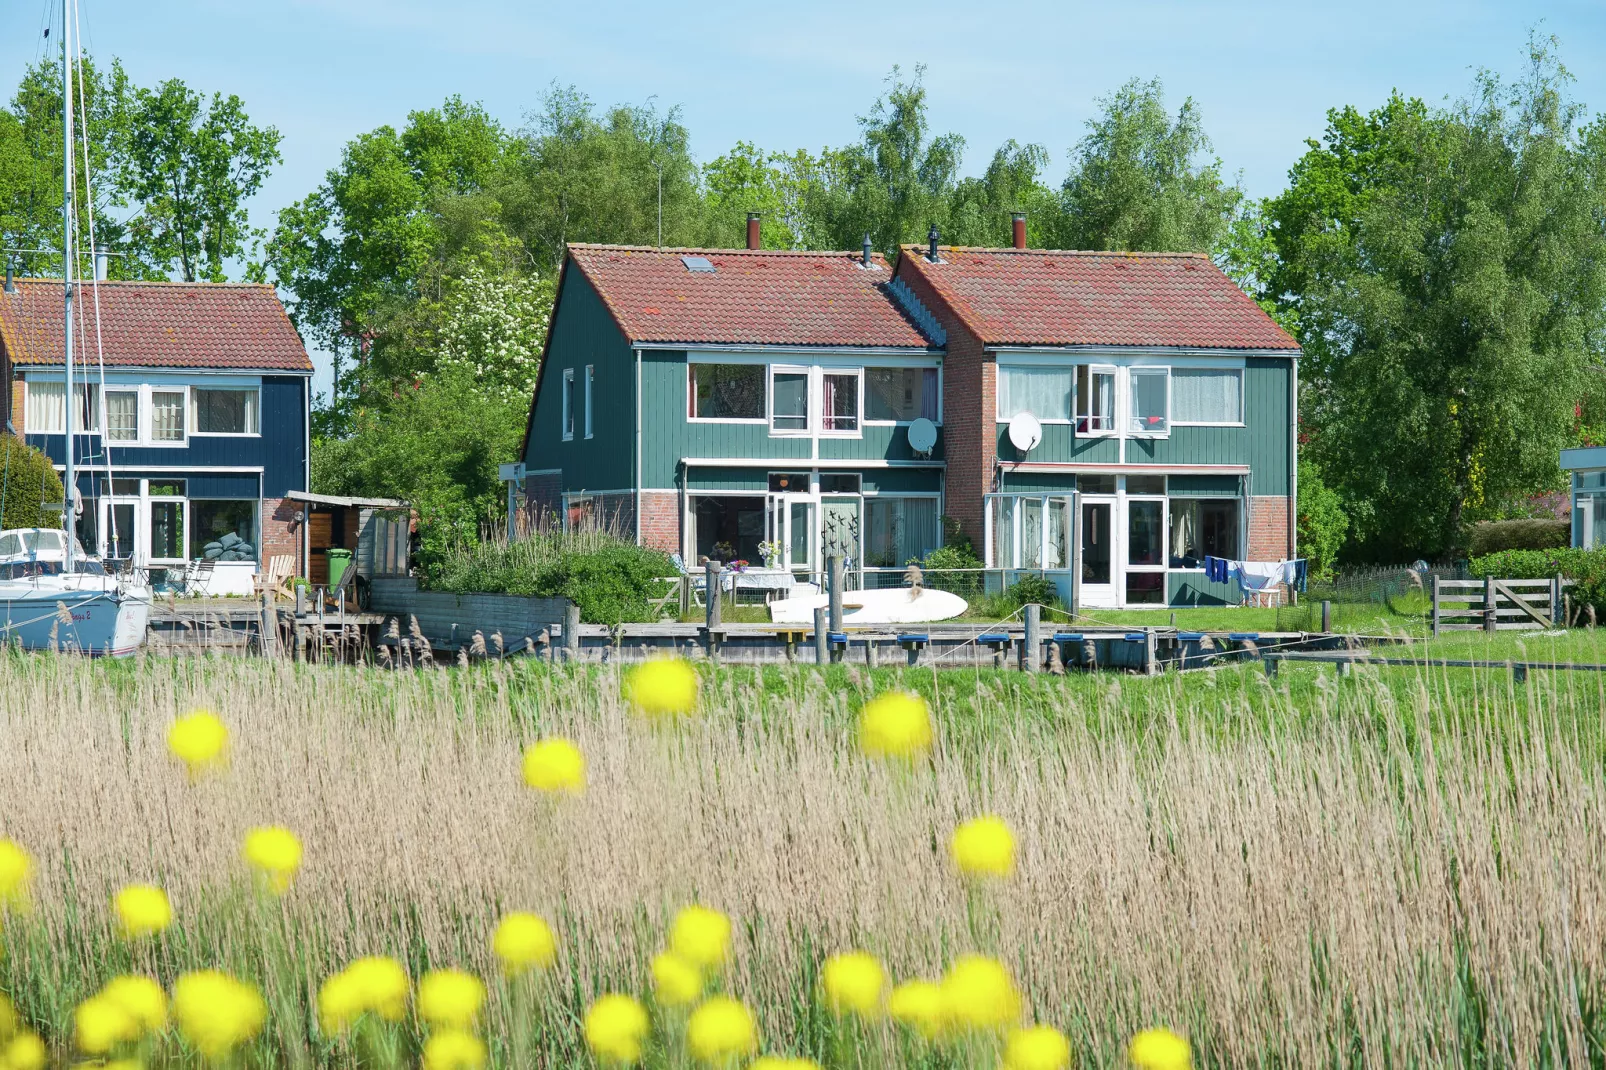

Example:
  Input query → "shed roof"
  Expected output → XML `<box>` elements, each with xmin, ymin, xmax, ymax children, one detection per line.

<box><xmin>0</xmin><ymin>278</ymin><xmax>314</xmax><ymax>371</ymax></box>
<box><xmin>896</xmin><ymin>247</ymin><xmax>1299</xmax><ymax>351</ymax></box>
<box><xmin>566</xmin><ymin>244</ymin><xmax>937</xmax><ymax>350</ymax></box>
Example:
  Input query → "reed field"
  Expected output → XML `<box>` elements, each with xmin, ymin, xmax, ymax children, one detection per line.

<box><xmin>1</xmin><ymin>650</ymin><xmax>1605</xmax><ymax>1067</ymax></box>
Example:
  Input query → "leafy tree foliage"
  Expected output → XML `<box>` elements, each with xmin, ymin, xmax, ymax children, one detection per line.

<box><xmin>0</xmin><ymin>434</ymin><xmax>65</xmax><ymax>530</ymax></box>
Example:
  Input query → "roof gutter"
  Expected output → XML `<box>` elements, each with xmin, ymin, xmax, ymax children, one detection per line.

<box><xmin>1000</xmin><ymin>462</ymin><xmax>1250</xmax><ymax>476</ymax></box>
<box><xmin>985</xmin><ymin>345</ymin><xmax>1303</xmax><ymax>358</ymax></box>
<box><xmin>679</xmin><ymin>457</ymin><xmax>944</xmax><ymax>470</ymax></box>
<box><xmin>633</xmin><ymin>342</ymin><xmax>942</xmax><ymax>356</ymax></box>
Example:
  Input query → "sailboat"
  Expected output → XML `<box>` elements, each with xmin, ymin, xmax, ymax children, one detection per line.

<box><xmin>0</xmin><ymin>0</ymin><xmax>150</xmax><ymax>656</ymax></box>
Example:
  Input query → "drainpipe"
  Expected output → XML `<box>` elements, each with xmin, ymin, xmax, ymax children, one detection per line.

<box><xmin>635</xmin><ymin>347</ymin><xmax>643</xmax><ymax>546</ymax></box>
<box><xmin>1289</xmin><ymin>355</ymin><xmax>1299</xmax><ymax>559</ymax></box>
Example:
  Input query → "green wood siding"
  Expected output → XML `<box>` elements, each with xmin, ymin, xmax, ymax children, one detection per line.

<box><xmin>996</xmin><ymin>473</ymin><xmax>1077</xmax><ymax>493</ymax></box>
<box><xmin>1169</xmin><ymin>571</ymin><xmax>1240</xmax><ymax>606</ymax></box>
<box><xmin>862</xmin><ymin>469</ymin><xmax>942</xmax><ymax>494</ymax></box>
<box><xmin>523</xmin><ymin>269</ymin><xmax>637</xmax><ymax>493</ymax></box>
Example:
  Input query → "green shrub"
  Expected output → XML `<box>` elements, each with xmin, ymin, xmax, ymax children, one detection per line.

<box><xmin>0</xmin><ymin>434</ymin><xmax>65</xmax><ymax>530</ymax></box>
<box><xmin>1467</xmin><ymin>518</ymin><xmax>1570</xmax><ymax>556</ymax></box>
<box><xmin>917</xmin><ymin>540</ymin><xmax>984</xmax><ymax>600</ymax></box>
<box><xmin>1469</xmin><ymin>547</ymin><xmax>1606</xmax><ymax>619</ymax></box>
<box><xmin>1297</xmin><ymin>460</ymin><xmax>1349</xmax><ymax>582</ymax></box>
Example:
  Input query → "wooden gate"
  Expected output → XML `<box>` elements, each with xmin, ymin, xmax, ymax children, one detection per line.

<box><xmin>1432</xmin><ymin>576</ymin><xmax>1564</xmax><ymax>634</ymax></box>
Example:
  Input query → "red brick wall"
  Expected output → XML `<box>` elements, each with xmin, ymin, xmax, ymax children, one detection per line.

<box><xmin>7</xmin><ymin>375</ymin><xmax>22</xmax><ymax>435</ymax></box>
<box><xmin>261</xmin><ymin>497</ymin><xmax>301</xmax><ymax>575</ymax></box>
<box><xmin>1249</xmin><ymin>495</ymin><xmax>1292</xmax><ymax>562</ymax></box>
<box><xmin>639</xmin><ymin>490</ymin><xmax>679</xmax><ymax>553</ymax></box>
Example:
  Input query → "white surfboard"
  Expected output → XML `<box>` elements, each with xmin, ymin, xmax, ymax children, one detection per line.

<box><xmin>768</xmin><ymin>586</ymin><xmax>967</xmax><ymax>626</ymax></box>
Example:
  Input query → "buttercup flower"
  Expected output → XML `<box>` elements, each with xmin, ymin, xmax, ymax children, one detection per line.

<box><xmin>1128</xmin><ymin>1027</ymin><xmax>1192</xmax><ymax>1070</ymax></box>
<box><xmin>1005</xmin><ymin>1025</ymin><xmax>1072</xmax><ymax>1070</ymax></box>
<box><xmin>422</xmin><ymin>1028</ymin><xmax>488</xmax><ymax>1070</ymax></box>
<box><xmin>521</xmin><ymin>739</ymin><xmax>585</xmax><ymax>795</ymax></box>
<box><xmin>172</xmin><ymin>970</ymin><xmax>267</xmax><ymax>1059</ymax></box>
<box><xmin>821</xmin><ymin>951</ymin><xmax>885</xmax><ymax>1018</ymax></box>
<box><xmin>1</xmin><ymin>1031</ymin><xmax>46</xmax><ymax>1070</ymax></box>
<box><xmin>584</xmin><ymin>994</ymin><xmax>650</xmax><ymax>1064</ymax></box>
<box><xmin>670</xmin><ymin>905</ymin><xmax>732</xmax><ymax>969</ymax></box>
<box><xmin>417</xmin><ymin>969</ymin><xmax>485</xmax><ymax>1030</ymax></box>
<box><xmin>686</xmin><ymin>996</ymin><xmax>757</xmax><ymax>1064</ymax></box>
<box><xmin>651</xmin><ymin>951</ymin><xmax>703</xmax><ymax>1007</ymax></box>
<box><xmin>749</xmin><ymin>1060</ymin><xmax>821</xmax><ymax>1070</ymax></box>
<box><xmin>889</xmin><ymin>980</ymin><xmax>944</xmax><ymax>1039</ymax></box>
<box><xmin>625</xmin><ymin>659</ymin><xmax>699</xmax><ymax>718</ymax></box>
<box><xmin>115</xmin><ymin>884</ymin><xmax>173</xmax><ymax>939</ymax></box>
<box><xmin>0</xmin><ymin>839</ymin><xmax>33</xmax><ymax>912</ymax></box>
<box><xmin>167</xmin><ymin>711</ymin><xmax>229</xmax><ymax>776</ymax></box>
<box><xmin>949</xmin><ymin>816</ymin><xmax>1017</xmax><ymax>879</ymax></box>
<box><xmin>74</xmin><ymin>995</ymin><xmax>137</xmax><ymax>1054</ymax></box>
<box><xmin>319</xmin><ymin>956</ymin><xmax>409</xmax><ymax>1033</ymax></box>
<box><xmin>939</xmin><ymin>955</ymin><xmax>1021</xmax><ymax>1032</ymax></box>
<box><xmin>101</xmin><ymin>975</ymin><xmax>168</xmax><ymax>1035</ymax></box>
<box><xmin>242</xmin><ymin>826</ymin><xmax>302</xmax><ymax>894</ymax></box>
<box><xmin>857</xmin><ymin>692</ymin><xmax>933</xmax><ymax>758</ymax></box>
<box><xmin>494</xmin><ymin>912</ymin><xmax>557</xmax><ymax>975</ymax></box>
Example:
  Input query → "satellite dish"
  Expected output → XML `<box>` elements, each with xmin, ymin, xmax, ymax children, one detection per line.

<box><xmin>907</xmin><ymin>417</ymin><xmax>938</xmax><ymax>454</ymax></box>
<box><xmin>1008</xmin><ymin>411</ymin><xmax>1042</xmax><ymax>453</ymax></box>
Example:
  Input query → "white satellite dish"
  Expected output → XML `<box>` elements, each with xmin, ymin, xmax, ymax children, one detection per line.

<box><xmin>907</xmin><ymin>417</ymin><xmax>938</xmax><ymax>454</ymax></box>
<box><xmin>1008</xmin><ymin>411</ymin><xmax>1042</xmax><ymax>453</ymax></box>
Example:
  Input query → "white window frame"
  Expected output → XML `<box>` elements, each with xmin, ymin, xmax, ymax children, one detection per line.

<box><xmin>863</xmin><ymin>365</ymin><xmax>943</xmax><ymax>427</ymax></box>
<box><xmin>1126</xmin><ymin>367</ymin><xmax>1171</xmax><ymax>439</ymax></box>
<box><xmin>818</xmin><ymin>368</ymin><xmax>863</xmax><ymax>438</ymax></box>
<box><xmin>190</xmin><ymin>386</ymin><xmax>262</xmax><ymax>438</ymax></box>
<box><xmin>24</xmin><ymin>378</ymin><xmax>65</xmax><ymax>434</ymax></box>
<box><xmin>561</xmin><ymin>369</ymin><xmax>575</xmax><ymax>442</ymax></box>
<box><xmin>995</xmin><ymin>364</ymin><xmax>1075</xmax><ymax>424</ymax></box>
<box><xmin>982</xmin><ymin>493</ymin><xmax>1076</xmax><ymax>570</ymax></box>
<box><xmin>147</xmin><ymin>386</ymin><xmax>190</xmax><ymax>447</ymax></box>
<box><xmin>1170</xmin><ymin>367</ymin><xmax>1245</xmax><ymax>428</ymax></box>
<box><xmin>1075</xmin><ymin>364</ymin><xmax>1119</xmax><ymax>437</ymax></box>
<box><xmin>686</xmin><ymin>362</ymin><xmax>768</xmax><ymax>424</ymax></box>
<box><xmin>768</xmin><ymin>364</ymin><xmax>812</xmax><ymax>437</ymax></box>
<box><xmin>103</xmin><ymin>388</ymin><xmax>141</xmax><ymax>444</ymax></box>
<box><xmin>584</xmin><ymin>365</ymin><xmax>594</xmax><ymax>440</ymax></box>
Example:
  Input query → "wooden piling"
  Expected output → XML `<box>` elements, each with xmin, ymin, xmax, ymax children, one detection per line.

<box><xmin>564</xmin><ymin>602</ymin><xmax>581</xmax><ymax>662</ymax></box>
<box><xmin>828</xmin><ymin>555</ymin><xmax>844</xmax><ymax>634</ymax></box>
<box><xmin>813</xmin><ymin>607</ymin><xmax>828</xmax><ymax>666</ymax></box>
<box><xmin>1022</xmin><ymin>604</ymin><xmax>1040</xmax><ymax>674</ymax></box>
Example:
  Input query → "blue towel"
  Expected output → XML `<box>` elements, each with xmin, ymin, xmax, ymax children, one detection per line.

<box><xmin>1204</xmin><ymin>556</ymin><xmax>1228</xmax><ymax>583</ymax></box>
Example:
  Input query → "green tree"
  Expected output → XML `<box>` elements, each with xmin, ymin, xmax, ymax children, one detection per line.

<box><xmin>0</xmin><ymin>434</ymin><xmax>65</xmax><ymax>530</ymax></box>
<box><xmin>944</xmin><ymin>139</ymin><xmax>1064</xmax><ymax>247</ymax></box>
<box><xmin>1061</xmin><ymin>77</ymin><xmax>1241</xmax><ymax>253</ymax></box>
<box><xmin>1267</xmin><ymin>39</ymin><xmax>1606</xmax><ymax>559</ymax></box>
<box><xmin>1296</xmin><ymin>460</ymin><xmax>1348</xmax><ymax>581</ymax></box>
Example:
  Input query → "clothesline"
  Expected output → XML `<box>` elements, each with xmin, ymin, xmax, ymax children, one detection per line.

<box><xmin>1204</xmin><ymin>556</ymin><xmax>1308</xmax><ymax>602</ymax></box>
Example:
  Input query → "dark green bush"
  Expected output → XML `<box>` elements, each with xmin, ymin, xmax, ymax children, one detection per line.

<box><xmin>0</xmin><ymin>434</ymin><xmax>64</xmax><ymax>530</ymax></box>
<box><xmin>1469</xmin><ymin>548</ymin><xmax>1606</xmax><ymax>619</ymax></box>
<box><xmin>1467</xmin><ymin>518</ymin><xmax>1570</xmax><ymax>556</ymax></box>
<box><xmin>424</xmin><ymin>531</ymin><xmax>673</xmax><ymax>626</ymax></box>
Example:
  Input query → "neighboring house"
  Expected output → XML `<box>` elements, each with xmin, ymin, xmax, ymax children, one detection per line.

<box><xmin>1561</xmin><ymin>447</ymin><xmax>1606</xmax><ymax>548</ymax></box>
<box><xmin>519</xmin><ymin>218</ymin><xmax>1302</xmax><ymax>607</ymax></box>
<box><xmin>0</xmin><ymin>277</ymin><xmax>311</xmax><ymax>589</ymax></box>
<box><xmin>890</xmin><ymin>225</ymin><xmax>1300</xmax><ymax>607</ymax></box>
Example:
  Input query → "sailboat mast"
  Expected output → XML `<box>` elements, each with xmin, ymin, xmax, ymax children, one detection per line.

<box><xmin>60</xmin><ymin>0</ymin><xmax>76</xmax><ymax>569</ymax></box>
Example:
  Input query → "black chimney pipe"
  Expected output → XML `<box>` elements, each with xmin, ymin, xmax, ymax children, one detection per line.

<box><xmin>2</xmin><ymin>259</ymin><xmax>13</xmax><ymax>295</ymax></box>
<box><xmin>862</xmin><ymin>233</ymin><xmax>872</xmax><ymax>267</ymax></box>
<box><xmin>927</xmin><ymin>224</ymin><xmax>940</xmax><ymax>262</ymax></box>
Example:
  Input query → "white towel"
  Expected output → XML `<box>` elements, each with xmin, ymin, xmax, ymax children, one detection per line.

<box><xmin>1236</xmin><ymin>560</ymin><xmax>1285</xmax><ymax>593</ymax></box>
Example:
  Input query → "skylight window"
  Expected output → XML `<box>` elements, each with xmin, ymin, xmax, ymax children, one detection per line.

<box><xmin>680</xmin><ymin>256</ymin><xmax>715</xmax><ymax>273</ymax></box>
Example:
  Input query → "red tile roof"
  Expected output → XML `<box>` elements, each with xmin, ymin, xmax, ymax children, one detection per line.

<box><xmin>0</xmin><ymin>279</ymin><xmax>314</xmax><ymax>371</ymax></box>
<box><xmin>567</xmin><ymin>245</ymin><xmax>936</xmax><ymax>349</ymax></box>
<box><xmin>897</xmin><ymin>247</ymin><xmax>1299</xmax><ymax>351</ymax></box>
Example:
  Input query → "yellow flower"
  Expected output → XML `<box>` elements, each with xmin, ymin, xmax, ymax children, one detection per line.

<box><xmin>319</xmin><ymin>956</ymin><xmax>409</xmax><ymax>1032</ymax></box>
<box><xmin>670</xmin><ymin>905</ymin><xmax>732</xmax><ymax>970</ymax></box>
<box><xmin>115</xmin><ymin>884</ymin><xmax>173</xmax><ymax>939</ymax></box>
<box><xmin>172</xmin><ymin>970</ymin><xmax>266</xmax><ymax>1060</ymax></box>
<box><xmin>651</xmin><ymin>951</ymin><xmax>703</xmax><ymax>1007</ymax></box>
<box><xmin>101</xmin><ymin>975</ymin><xmax>168</xmax><ymax>1035</ymax></box>
<box><xmin>949</xmin><ymin>816</ymin><xmax>1016</xmax><ymax>879</ymax></box>
<box><xmin>75</xmin><ymin>995</ymin><xmax>137</xmax><ymax>1054</ymax></box>
<box><xmin>417</xmin><ymin>969</ymin><xmax>485</xmax><ymax>1030</ymax></box>
<box><xmin>0</xmin><ymin>839</ymin><xmax>34</xmax><ymax>911</ymax></box>
<box><xmin>584</xmin><ymin>993</ymin><xmax>650</xmax><ymax>1064</ymax></box>
<box><xmin>749</xmin><ymin>1059</ymin><xmax>821</xmax><ymax>1070</ymax></box>
<box><xmin>888</xmin><ymin>980</ymin><xmax>944</xmax><ymax>1039</ymax></box>
<box><xmin>1005</xmin><ymin>1025</ymin><xmax>1072</xmax><ymax>1070</ymax></box>
<box><xmin>422</xmin><ymin>1028</ymin><xmax>488</xmax><ymax>1070</ymax></box>
<box><xmin>856</xmin><ymin>692</ymin><xmax>932</xmax><ymax>758</ymax></box>
<box><xmin>0</xmin><ymin>991</ymin><xmax>18</xmax><ymax>1036</ymax></box>
<box><xmin>1</xmin><ymin>1031</ymin><xmax>46</xmax><ymax>1070</ymax></box>
<box><xmin>821</xmin><ymin>951</ymin><xmax>885</xmax><ymax>1018</ymax></box>
<box><xmin>318</xmin><ymin>970</ymin><xmax>363</xmax><ymax>1035</ymax></box>
<box><xmin>685</xmin><ymin>996</ymin><xmax>757</xmax><ymax>1064</ymax></box>
<box><xmin>494</xmin><ymin>912</ymin><xmax>557</xmax><ymax>976</ymax></box>
<box><xmin>625</xmin><ymin>659</ymin><xmax>699</xmax><ymax>718</ymax></box>
<box><xmin>521</xmin><ymin>739</ymin><xmax>585</xmax><ymax>796</ymax></box>
<box><xmin>242</xmin><ymin>826</ymin><xmax>302</xmax><ymax>894</ymax></box>
<box><xmin>1128</xmin><ymin>1027</ymin><xmax>1191</xmax><ymax>1070</ymax></box>
<box><xmin>166</xmin><ymin>710</ymin><xmax>229</xmax><ymax>776</ymax></box>
<box><xmin>939</xmin><ymin>956</ymin><xmax>1020</xmax><ymax>1032</ymax></box>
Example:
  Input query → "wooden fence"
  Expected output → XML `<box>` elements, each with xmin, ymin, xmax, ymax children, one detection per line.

<box><xmin>1431</xmin><ymin>576</ymin><xmax>1566</xmax><ymax>634</ymax></box>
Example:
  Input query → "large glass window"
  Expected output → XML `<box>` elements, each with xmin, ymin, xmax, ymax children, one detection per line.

<box><xmin>693</xmin><ymin>496</ymin><xmax>766</xmax><ymax>564</ymax></box>
<box><xmin>193</xmin><ymin>388</ymin><xmax>260</xmax><ymax>434</ymax></box>
<box><xmin>1075</xmin><ymin>366</ymin><xmax>1115</xmax><ymax>433</ymax></box>
<box><xmin>865</xmin><ymin>367</ymin><xmax>938</xmax><ymax>422</ymax></box>
<box><xmin>821</xmin><ymin>371</ymin><xmax>859</xmax><ymax>433</ymax></box>
<box><xmin>1127</xmin><ymin>499</ymin><xmax>1164</xmax><ymax>566</ymax></box>
<box><xmin>1169</xmin><ymin>499</ymin><xmax>1240</xmax><ymax>568</ymax></box>
<box><xmin>771</xmin><ymin>371</ymin><xmax>809</xmax><ymax>433</ymax></box>
<box><xmin>561</xmin><ymin>370</ymin><xmax>575</xmax><ymax>439</ymax></box>
<box><xmin>149</xmin><ymin>500</ymin><xmax>186</xmax><ymax>561</ymax></box>
<box><xmin>863</xmin><ymin>497</ymin><xmax>940</xmax><ymax>567</ymax></box>
<box><xmin>1128</xmin><ymin>369</ymin><xmax>1169</xmax><ymax>435</ymax></box>
<box><xmin>997</xmin><ymin>366</ymin><xmax>1073</xmax><ymax>422</ymax></box>
<box><xmin>151</xmin><ymin>390</ymin><xmax>187</xmax><ymax>442</ymax></box>
<box><xmin>105</xmin><ymin>391</ymin><xmax>139</xmax><ymax>442</ymax></box>
<box><xmin>1172</xmin><ymin>368</ymin><xmax>1242</xmax><ymax>424</ymax></box>
<box><xmin>688</xmin><ymin>363</ymin><xmax>764</xmax><ymax>419</ymax></box>
<box><xmin>25</xmin><ymin>380</ymin><xmax>64</xmax><ymax>433</ymax></box>
<box><xmin>190</xmin><ymin>500</ymin><xmax>259</xmax><ymax>562</ymax></box>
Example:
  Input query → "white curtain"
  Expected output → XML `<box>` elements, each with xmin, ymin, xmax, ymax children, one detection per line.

<box><xmin>106</xmin><ymin>392</ymin><xmax>139</xmax><ymax>441</ymax></box>
<box><xmin>152</xmin><ymin>391</ymin><xmax>186</xmax><ymax>441</ymax></box>
<box><xmin>1172</xmin><ymin>368</ymin><xmax>1241</xmax><ymax>423</ymax></box>
<box><xmin>26</xmin><ymin>380</ymin><xmax>64</xmax><ymax>433</ymax></box>
<box><xmin>998</xmin><ymin>366</ymin><xmax>1072</xmax><ymax>421</ymax></box>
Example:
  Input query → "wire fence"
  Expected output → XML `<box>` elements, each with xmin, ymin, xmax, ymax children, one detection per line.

<box><xmin>1274</xmin><ymin>564</ymin><xmax>1470</xmax><ymax>632</ymax></box>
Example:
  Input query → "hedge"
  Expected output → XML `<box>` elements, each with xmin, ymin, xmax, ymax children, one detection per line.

<box><xmin>1469</xmin><ymin>547</ymin><xmax>1606</xmax><ymax>618</ymax></box>
<box><xmin>1466</xmin><ymin>518</ymin><xmax>1570</xmax><ymax>556</ymax></box>
<box><xmin>425</xmin><ymin>532</ymin><xmax>674</xmax><ymax>626</ymax></box>
<box><xmin>0</xmin><ymin>434</ymin><xmax>65</xmax><ymax>530</ymax></box>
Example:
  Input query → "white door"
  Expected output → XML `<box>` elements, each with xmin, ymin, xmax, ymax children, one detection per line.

<box><xmin>100</xmin><ymin>497</ymin><xmax>142</xmax><ymax>565</ymax></box>
<box><xmin>1123</xmin><ymin>495</ymin><xmax>1168</xmax><ymax>606</ymax></box>
<box><xmin>1078</xmin><ymin>497</ymin><xmax>1117</xmax><ymax>607</ymax></box>
<box><xmin>765</xmin><ymin>494</ymin><xmax>818</xmax><ymax>575</ymax></box>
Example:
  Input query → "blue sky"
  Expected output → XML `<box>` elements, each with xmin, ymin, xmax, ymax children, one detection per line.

<box><xmin>6</xmin><ymin>0</ymin><xmax>1606</xmax><ymax>394</ymax></box>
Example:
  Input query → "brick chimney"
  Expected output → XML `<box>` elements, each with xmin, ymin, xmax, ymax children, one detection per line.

<box><xmin>1011</xmin><ymin>212</ymin><xmax>1027</xmax><ymax>250</ymax></box>
<box><xmin>746</xmin><ymin>212</ymin><xmax>761</xmax><ymax>250</ymax></box>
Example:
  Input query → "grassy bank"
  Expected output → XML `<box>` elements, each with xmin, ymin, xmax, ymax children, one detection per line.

<box><xmin>1</xmin><ymin>653</ymin><xmax>1604</xmax><ymax>1065</ymax></box>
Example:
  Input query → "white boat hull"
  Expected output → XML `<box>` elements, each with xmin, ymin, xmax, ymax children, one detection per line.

<box><xmin>0</xmin><ymin>581</ymin><xmax>151</xmax><ymax>657</ymax></box>
<box><xmin>768</xmin><ymin>586</ymin><xmax>968</xmax><ymax>625</ymax></box>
